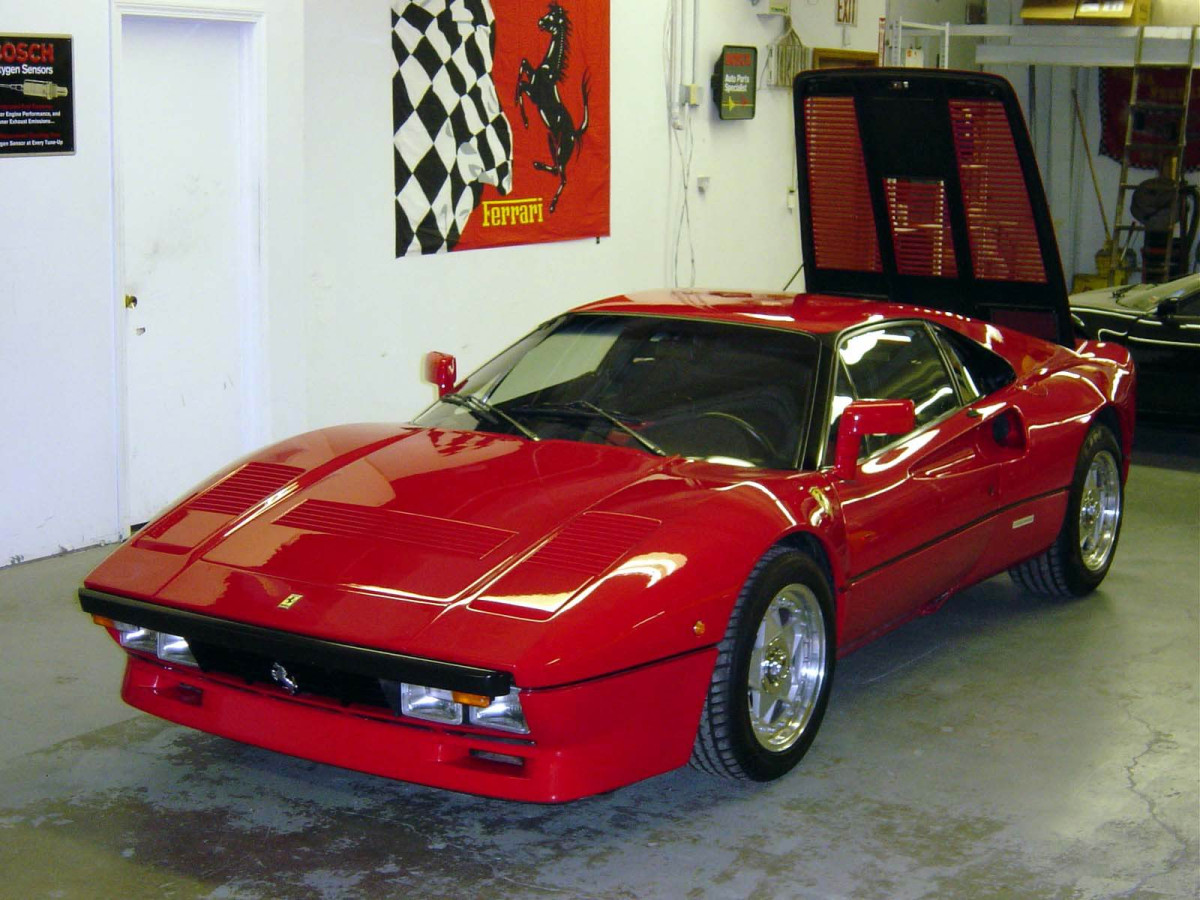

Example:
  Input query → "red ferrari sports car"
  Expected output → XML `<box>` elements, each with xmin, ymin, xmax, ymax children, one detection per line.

<box><xmin>80</xmin><ymin>70</ymin><xmax>1134</xmax><ymax>802</ymax></box>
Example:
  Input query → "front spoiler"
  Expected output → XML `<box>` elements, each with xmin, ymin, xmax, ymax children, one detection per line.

<box><xmin>117</xmin><ymin>647</ymin><xmax>715</xmax><ymax>802</ymax></box>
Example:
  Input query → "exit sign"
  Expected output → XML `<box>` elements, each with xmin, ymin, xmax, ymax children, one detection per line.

<box><xmin>836</xmin><ymin>0</ymin><xmax>858</xmax><ymax>25</ymax></box>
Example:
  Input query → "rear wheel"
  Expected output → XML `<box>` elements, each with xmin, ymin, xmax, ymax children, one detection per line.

<box><xmin>691</xmin><ymin>547</ymin><xmax>835</xmax><ymax>781</ymax></box>
<box><xmin>1009</xmin><ymin>423</ymin><xmax>1123</xmax><ymax>597</ymax></box>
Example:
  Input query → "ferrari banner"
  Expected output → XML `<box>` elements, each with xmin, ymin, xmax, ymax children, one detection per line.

<box><xmin>392</xmin><ymin>0</ymin><xmax>610</xmax><ymax>256</ymax></box>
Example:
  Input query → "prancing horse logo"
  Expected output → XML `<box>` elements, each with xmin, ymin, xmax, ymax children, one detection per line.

<box><xmin>278</xmin><ymin>593</ymin><xmax>302</xmax><ymax>609</ymax></box>
<box><xmin>271</xmin><ymin>662</ymin><xmax>300</xmax><ymax>695</ymax></box>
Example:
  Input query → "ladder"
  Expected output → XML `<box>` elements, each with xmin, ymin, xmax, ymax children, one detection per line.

<box><xmin>1108</xmin><ymin>25</ymin><xmax>1198</xmax><ymax>285</ymax></box>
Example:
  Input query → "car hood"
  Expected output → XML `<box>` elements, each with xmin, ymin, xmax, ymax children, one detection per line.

<box><xmin>85</xmin><ymin>425</ymin><xmax>820</xmax><ymax>684</ymax></box>
<box><xmin>92</xmin><ymin>424</ymin><xmax>667</xmax><ymax>598</ymax></box>
<box><xmin>792</xmin><ymin>69</ymin><xmax>1072</xmax><ymax>346</ymax></box>
<box><xmin>1070</xmin><ymin>278</ymin><xmax>1196</xmax><ymax>315</ymax></box>
<box><xmin>1069</xmin><ymin>286</ymin><xmax>1147</xmax><ymax>315</ymax></box>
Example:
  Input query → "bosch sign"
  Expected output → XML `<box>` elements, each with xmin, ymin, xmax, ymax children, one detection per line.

<box><xmin>0</xmin><ymin>41</ymin><xmax>55</xmax><ymax>64</ymax></box>
<box><xmin>0</xmin><ymin>33</ymin><xmax>74</xmax><ymax>156</ymax></box>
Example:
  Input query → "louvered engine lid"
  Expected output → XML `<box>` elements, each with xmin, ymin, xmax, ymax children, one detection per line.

<box><xmin>792</xmin><ymin>68</ymin><xmax>1072</xmax><ymax>346</ymax></box>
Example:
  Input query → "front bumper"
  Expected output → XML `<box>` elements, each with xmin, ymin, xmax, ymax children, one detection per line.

<box><xmin>80</xmin><ymin>588</ymin><xmax>511</xmax><ymax>696</ymax></box>
<box><xmin>117</xmin><ymin>646</ymin><xmax>715</xmax><ymax>803</ymax></box>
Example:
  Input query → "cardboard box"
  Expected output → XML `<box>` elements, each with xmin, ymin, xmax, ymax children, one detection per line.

<box><xmin>1019</xmin><ymin>0</ymin><xmax>1150</xmax><ymax>24</ymax></box>
<box><xmin>1073</xmin><ymin>0</ymin><xmax>1151</xmax><ymax>25</ymax></box>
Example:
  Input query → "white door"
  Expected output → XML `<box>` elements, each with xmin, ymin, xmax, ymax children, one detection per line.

<box><xmin>118</xmin><ymin>14</ymin><xmax>262</xmax><ymax>526</ymax></box>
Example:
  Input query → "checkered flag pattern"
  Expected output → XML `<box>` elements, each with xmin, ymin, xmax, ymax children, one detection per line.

<box><xmin>393</xmin><ymin>0</ymin><xmax>514</xmax><ymax>256</ymax></box>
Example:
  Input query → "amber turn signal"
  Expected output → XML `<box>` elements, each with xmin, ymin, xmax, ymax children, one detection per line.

<box><xmin>92</xmin><ymin>614</ymin><xmax>115</xmax><ymax>628</ymax></box>
<box><xmin>452</xmin><ymin>690</ymin><xmax>491</xmax><ymax>708</ymax></box>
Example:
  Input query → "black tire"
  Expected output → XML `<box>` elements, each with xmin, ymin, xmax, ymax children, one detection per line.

<box><xmin>1009</xmin><ymin>423</ymin><xmax>1124</xmax><ymax>597</ymax></box>
<box><xmin>691</xmin><ymin>546</ymin><xmax>836</xmax><ymax>781</ymax></box>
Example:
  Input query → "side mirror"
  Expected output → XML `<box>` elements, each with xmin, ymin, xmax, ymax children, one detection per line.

<box><xmin>833</xmin><ymin>399</ymin><xmax>916</xmax><ymax>480</ymax></box>
<box><xmin>424</xmin><ymin>351</ymin><xmax>458</xmax><ymax>398</ymax></box>
<box><xmin>1156</xmin><ymin>297</ymin><xmax>1179</xmax><ymax>321</ymax></box>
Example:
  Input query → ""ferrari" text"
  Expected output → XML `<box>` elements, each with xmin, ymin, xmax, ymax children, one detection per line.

<box><xmin>481</xmin><ymin>198</ymin><xmax>544</xmax><ymax>228</ymax></box>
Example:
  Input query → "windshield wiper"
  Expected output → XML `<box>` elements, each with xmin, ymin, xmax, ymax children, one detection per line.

<box><xmin>574</xmin><ymin>401</ymin><xmax>668</xmax><ymax>456</ymax></box>
<box><xmin>511</xmin><ymin>400</ymin><xmax>667</xmax><ymax>456</ymax></box>
<box><xmin>440</xmin><ymin>393</ymin><xmax>540</xmax><ymax>441</ymax></box>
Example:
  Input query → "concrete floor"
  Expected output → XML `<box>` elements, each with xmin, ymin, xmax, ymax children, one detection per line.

<box><xmin>1</xmin><ymin>428</ymin><xmax>1196</xmax><ymax>900</ymax></box>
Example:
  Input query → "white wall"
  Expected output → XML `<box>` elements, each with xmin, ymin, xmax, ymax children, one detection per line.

<box><xmin>2</xmin><ymin>0</ymin><xmax>885</xmax><ymax>565</ymax></box>
<box><xmin>304</xmin><ymin>0</ymin><xmax>667</xmax><ymax>425</ymax></box>
<box><xmin>302</xmin><ymin>0</ymin><xmax>885</xmax><ymax>426</ymax></box>
<box><xmin>890</xmin><ymin>0</ymin><xmax>976</xmax><ymax>68</ymax></box>
<box><xmin>0</xmin><ymin>0</ymin><xmax>304</xmax><ymax>567</ymax></box>
<box><xmin>0</xmin><ymin>0</ymin><xmax>117</xmax><ymax>565</ymax></box>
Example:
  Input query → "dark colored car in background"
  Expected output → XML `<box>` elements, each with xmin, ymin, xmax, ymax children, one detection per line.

<box><xmin>1071</xmin><ymin>274</ymin><xmax>1200</xmax><ymax>428</ymax></box>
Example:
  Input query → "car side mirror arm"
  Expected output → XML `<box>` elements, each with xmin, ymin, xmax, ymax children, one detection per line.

<box><xmin>424</xmin><ymin>351</ymin><xmax>458</xmax><ymax>397</ymax></box>
<box><xmin>833</xmin><ymin>399</ymin><xmax>917</xmax><ymax>480</ymax></box>
<box><xmin>1156</xmin><ymin>298</ymin><xmax>1179</xmax><ymax>322</ymax></box>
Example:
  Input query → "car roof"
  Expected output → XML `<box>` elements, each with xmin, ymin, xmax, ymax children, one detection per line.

<box><xmin>575</xmin><ymin>288</ymin><xmax>1068</xmax><ymax>384</ymax></box>
<box><xmin>575</xmin><ymin>288</ymin><xmax>974</xmax><ymax>336</ymax></box>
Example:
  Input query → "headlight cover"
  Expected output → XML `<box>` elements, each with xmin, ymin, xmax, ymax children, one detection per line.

<box><xmin>398</xmin><ymin>683</ymin><xmax>529</xmax><ymax>734</ymax></box>
<box><xmin>115</xmin><ymin>622</ymin><xmax>197</xmax><ymax>667</ymax></box>
<box><xmin>468</xmin><ymin>687</ymin><xmax>529</xmax><ymax>734</ymax></box>
<box><xmin>400</xmin><ymin>684</ymin><xmax>462</xmax><ymax>724</ymax></box>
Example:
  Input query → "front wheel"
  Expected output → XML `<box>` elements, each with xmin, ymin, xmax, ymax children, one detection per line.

<box><xmin>691</xmin><ymin>547</ymin><xmax>836</xmax><ymax>781</ymax></box>
<box><xmin>1009</xmin><ymin>423</ymin><xmax>1124</xmax><ymax>597</ymax></box>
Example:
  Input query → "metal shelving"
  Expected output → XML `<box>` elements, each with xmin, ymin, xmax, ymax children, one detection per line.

<box><xmin>885</xmin><ymin>22</ymin><xmax>1199</xmax><ymax>68</ymax></box>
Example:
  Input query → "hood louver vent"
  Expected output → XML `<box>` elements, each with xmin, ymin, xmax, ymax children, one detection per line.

<box><xmin>804</xmin><ymin>95</ymin><xmax>882</xmax><ymax>275</ymax></box>
<box><xmin>949</xmin><ymin>99</ymin><xmax>1047</xmax><ymax>285</ymax></box>
<box><xmin>188</xmin><ymin>462</ymin><xmax>304</xmax><ymax>516</ymax></box>
<box><xmin>275</xmin><ymin>499</ymin><xmax>516</xmax><ymax>559</ymax></box>
<box><xmin>527</xmin><ymin>512</ymin><xmax>661</xmax><ymax>577</ymax></box>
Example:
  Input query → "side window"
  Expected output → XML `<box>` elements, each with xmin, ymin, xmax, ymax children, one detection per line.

<box><xmin>824</xmin><ymin>360</ymin><xmax>856</xmax><ymax>464</ymax></box>
<box><xmin>1175</xmin><ymin>290</ymin><xmax>1200</xmax><ymax>318</ymax></box>
<box><xmin>831</xmin><ymin>323</ymin><xmax>958</xmax><ymax>457</ymax></box>
<box><xmin>936</xmin><ymin>330</ymin><xmax>982</xmax><ymax>402</ymax></box>
<box><xmin>937</xmin><ymin>327</ymin><xmax>1017</xmax><ymax>397</ymax></box>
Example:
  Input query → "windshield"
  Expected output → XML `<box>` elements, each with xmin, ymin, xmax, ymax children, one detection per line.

<box><xmin>414</xmin><ymin>314</ymin><xmax>820</xmax><ymax>469</ymax></box>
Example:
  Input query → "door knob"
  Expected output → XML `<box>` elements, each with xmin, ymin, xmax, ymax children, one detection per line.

<box><xmin>124</xmin><ymin>294</ymin><xmax>138</xmax><ymax>309</ymax></box>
